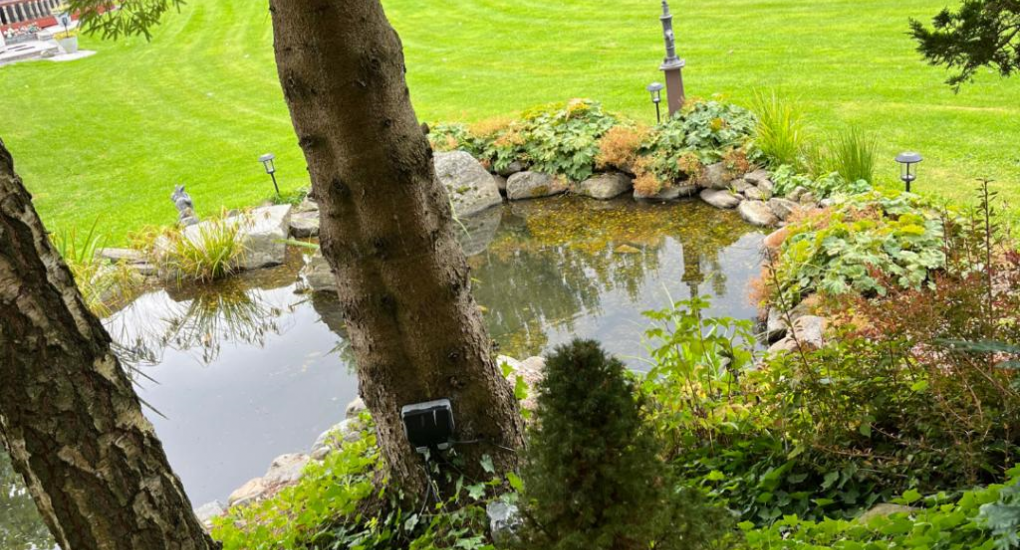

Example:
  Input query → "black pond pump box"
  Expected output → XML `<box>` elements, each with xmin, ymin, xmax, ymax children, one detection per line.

<box><xmin>401</xmin><ymin>399</ymin><xmax>455</xmax><ymax>454</ymax></box>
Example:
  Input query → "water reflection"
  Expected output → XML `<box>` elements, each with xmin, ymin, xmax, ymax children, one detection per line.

<box><xmin>471</xmin><ymin>197</ymin><xmax>762</xmax><ymax>362</ymax></box>
<box><xmin>0</xmin><ymin>197</ymin><xmax>762</xmax><ymax>548</ymax></box>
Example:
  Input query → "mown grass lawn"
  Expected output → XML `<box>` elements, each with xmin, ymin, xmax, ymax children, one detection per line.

<box><xmin>1</xmin><ymin>0</ymin><xmax>1017</xmax><ymax>243</ymax></box>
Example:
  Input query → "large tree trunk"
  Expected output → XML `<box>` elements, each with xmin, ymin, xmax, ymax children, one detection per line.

<box><xmin>269</xmin><ymin>0</ymin><xmax>524</xmax><ymax>494</ymax></box>
<box><xmin>0</xmin><ymin>138</ymin><xmax>216</xmax><ymax>550</ymax></box>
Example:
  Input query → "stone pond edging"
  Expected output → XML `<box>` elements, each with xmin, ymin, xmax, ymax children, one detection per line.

<box><xmin>194</xmin><ymin>355</ymin><xmax>548</xmax><ymax>529</ymax></box>
<box><xmin>95</xmin><ymin>151</ymin><xmax>803</xmax><ymax>300</ymax></box>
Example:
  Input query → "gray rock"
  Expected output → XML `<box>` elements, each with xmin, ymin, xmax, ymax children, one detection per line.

<box><xmin>499</xmin><ymin>355</ymin><xmax>546</xmax><ymax>411</ymax></box>
<box><xmin>799</xmin><ymin>192</ymin><xmax>817</xmax><ymax>206</ymax></box>
<box><xmin>194</xmin><ymin>500</ymin><xmax>227</xmax><ymax>528</ymax></box>
<box><xmin>263</xmin><ymin>453</ymin><xmax>310</xmax><ymax>487</ymax></box>
<box><xmin>700</xmin><ymin>162</ymin><xmax>729</xmax><ymax>189</ymax></box>
<box><xmin>768</xmin><ymin>337</ymin><xmax>800</xmax><ymax>355</ymax></box>
<box><xmin>456</xmin><ymin>206</ymin><xmax>503</xmax><ymax>257</ymax></box>
<box><xmin>126</xmin><ymin>262</ymin><xmax>158</xmax><ymax>277</ymax></box>
<box><xmin>346</xmin><ymin>397</ymin><xmax>366</xmax><ymax>419</ymax></box>
<box><xmin>731</xmin><ymin>179</ymin><xmax>754</xmax><ymax>194</ymax></box>
<box><xmin>96</xmin><ymin>247</ymin><xmax>146</xmax><ymax>264</ymax></box>
<box><xmin>744</xmin><ymin>186</ymin><xmax>769</xmax><ymax>201</ymax></box>
<box><xmin>768</xmin><ymin>197</ymin><xmax>801</xmax><ymax>221</ymax></box>
<box><xmin>574</xmin><ymin>172</ymin><xmax>633</xmax><ymax>200</ymax></box>
<box><xmin>487</xmin><ymin>500</ymin><xmax>522</xmax><ymax>546</ymax></box>
<box><xmin>506</xmin><ymin>172</ymin><xmax>568</xmax><ymax>200</ymax></box>
<box><xmin>792</xmin><ymin>315</ymin><xmax>826</xmax><ymax>348</ymax></box>
<box><xmin>228</xmin><ymin>477</ymin><xmax>267</xmax><ymax>508</ymax></box>
<box><xmin>289</xmin><ymin>211</ymin><xmax>320</xmax><ymax>238</ymax></box>
<box><xmin>744</xmin><ymin>169</ymin><xmax>770</xmax><ymax>185</ymax></box>
<box><xmin>699</xmin><ymin>188</ymin><xmax>742</xmax><ymax>209</ymax></box>
<box><xmin>497</xmin><ymin>160</ymin><xmax>525</xmax><ymax>177</ymax></box>
<box><xmin>764</xmin><ymin>308</ymin><xmax>789</xmax><ymax>343</ymax></box>
<box><xmin>310</xmin><ymin>418</ymin><xmax>364</xmax><ymax>460</ymax></box>
<box><xmin>738</xmin><ymin>200</ymin><xmax>779</xmax><ymax>227</ymax></box>
<box><xmin>434</xmin><ymin>151</ymin><xmax>503</xmax><ymax>217</ymax></box>
<box><xmin>295</xmin><ymin>196</ymin><xmax>319</xmax><ymax>213</ymax></box>
<box><xmin>788</xmin><ymin>186</ymin><xmax>809</xmax><ymax>202</ymax></box>
<box><xmin>757</xmin><ymin>178</ymin><xmax>776</xmax><ymax>195</ymax></box>
<box><xmin>634</xmin><ymin>183</ymin><xmax>697</xmax><ymax>202</ymax></box>
<box><xmin>238</xmin><ymin>205</ymin><xmax>292</xmax><ymax>269</ymax></box>
<box><xmin>300</xmin><ymin>252</ymin><xmax>335</xmax><ymax>293</ymax></box>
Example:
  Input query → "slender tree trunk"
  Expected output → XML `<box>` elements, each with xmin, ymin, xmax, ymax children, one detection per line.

<box><xmin>0</xmin><ymin>138</ymin><xmax>216</xmax><ymax>550</ymax></box>
<box><xmin>269</xmin><ymin>0</ymin><xmax>524</xmax><ymax>494</ymax></box>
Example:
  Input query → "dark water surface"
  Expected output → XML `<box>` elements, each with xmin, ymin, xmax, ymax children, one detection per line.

<box><xmin>1</xmin><ymin>197</ymin><xmax>763</xmax><ymax>548</ymax></box>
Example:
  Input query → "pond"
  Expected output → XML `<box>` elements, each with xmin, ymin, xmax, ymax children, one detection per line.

<box><xmin>0</xmin><ymin>196</ymin><xmax>764</xmax><ymax>548</ymax></box>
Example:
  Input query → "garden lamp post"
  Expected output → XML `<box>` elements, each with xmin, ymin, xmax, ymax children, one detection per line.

<box><xmin>647</xmin><ymin>82</ymin><xmax>665</xmax><ymax>123</ymax></box>
<box><xmin>658</xmin><ymin>0</ymin><xmax>686</xmax><ymax>116</ymax></box>
<box><xmin>259</xmin><ymin>153</ymin><xmax>280</xmax><ymax>197</ymax></box>
<box><xmin>895</xmin><ymin>152</ymin><xmax>923</xmax><ymax>193</ymax></box>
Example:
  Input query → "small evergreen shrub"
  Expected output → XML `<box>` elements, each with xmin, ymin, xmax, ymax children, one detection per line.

<box><xmin>518</xmin><ymin>339</ymin><xmax>726</xmax><ymax>550</ymax></box>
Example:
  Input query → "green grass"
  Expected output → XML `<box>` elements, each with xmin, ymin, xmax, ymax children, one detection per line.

<box><xmin>1</xmin><ymin>0</ymin><xmax>1018</xmax><ymax>243</ymax></box>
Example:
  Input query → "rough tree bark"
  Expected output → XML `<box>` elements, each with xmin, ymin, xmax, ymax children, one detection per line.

<box><xmin>0</xmin><ymin>138</ymin><xmax>216</xmax><ymax>550</ymax></box>
<box><xmin>269</xmin><ymin>0</ymin><xmax>525</xmax><ymax>494</ymax></box>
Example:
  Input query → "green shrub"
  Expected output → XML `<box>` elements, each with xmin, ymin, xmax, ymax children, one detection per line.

<box><xmin>213</xmin><ymin>419</ymin><xmax>381</xmax><ymax>550</ymax></box>
<box><xmin>751</xmin><ymin>90</ymin><xmax>807</xmax><ymax>169</ymax></box>
<box><xmin>639</xmin><ymin>297</ymin><xmax>900</xmax><ymax>524</ymax></box>
<box><xmin>765</xmin><ymin>190</ymin><xmax>946</xmax><ymax>304</ymax></box>
<box><xmin>634</xmin><ymin>99</ymin><xmax>757</xmax><ymax>190</ymax></box>
<box><xmin>438</xmin><ymin>99</ymin><xmax>617</xmax><ymax>181</ymax></box>
<box><xmin>741</xmin><ymin>469</ymin><xmax>1020</xmax><ymax>550</ymax></box>
<box><xmin>514</xmin><ymin>99</ymin><xmax>617</xmax><ymax>181</ymax></box>
<box><xmin>769</xmin><ymin>165</ymin><xmax>871</xmax><ymax>200</ymax></box>
<box><xmin>677</xmin><ymin>99</ymin><xmax>758</xmax><ymax>157</ymax></box>
<box><xmin>641</xmin><ymin>295</ymin><xmax>757</xmax><ymax>454</ymax></box>
<box><xmin>518</xmin><ymin>339</ymin><xmax>727</xmax><ymax>550</ymax></box>
<box><xmin>428</xmin><ymin>122</ymin><xmax>494</xmax><ymax>161</ymax></box>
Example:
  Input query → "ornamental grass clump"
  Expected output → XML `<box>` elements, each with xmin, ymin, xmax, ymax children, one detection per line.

<box><xmin>750</xmin><ymin>90</ymin><xmax>807</xmax><ymax>170</ymax></box>
<box><xmin>52</xmin><ymin>220</ymin><xmax>138</xmax><ymax>316</ymax></box>
<box><xmin>155</xmin><ymin>209</ymin><xmax>246</xmax><ymax>283</ymax></box>
<box><xmin>828</xmin><ymin>126</ymin><xmax>876</xmax><ymax>185</ymax></box>
<box><xmin>518</xmin><ymin>339</ymin><xmax>725</xmax><ymax>550</ymax></box>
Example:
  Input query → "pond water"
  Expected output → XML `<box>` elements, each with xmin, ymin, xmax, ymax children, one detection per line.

<box><xmin>0</xmin><ymin>196</ymin><xmax>763</xmax><ymax>548</ymax></box>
